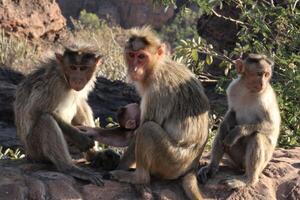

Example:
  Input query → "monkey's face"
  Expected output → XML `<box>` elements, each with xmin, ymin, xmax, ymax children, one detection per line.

<box><xmin>244</xmin><ymin>64</ymin><xmax>271</xmax><ymax>93</ymax></box>
<box><xmin>125</xmin><ymin>49</ymin><xmax>152</xmax><ymax>81</ymax></box>
<box><xmin>66</xmin><ymin>64</ymin><xmax>96</xmax><ymax>91</ymax></box>
<box><xmin>56</xmin><ymin>51</ymin><xmax>102</xmax><ymax>91</ymax></box>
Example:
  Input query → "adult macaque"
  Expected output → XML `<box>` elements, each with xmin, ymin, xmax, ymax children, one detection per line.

<box><xmin>78</xmin><ymin>103</ymin><xmax>140</xmax><ymax>147</ymax></box>
<box><xmin>107</xmin><ymin>26</ymin><xmax>209</xmax><ymax>200</ymax></box>
<box><xmin>198</xmin><ymin>54</ymin><xmax>281</xmax><ymax>189</ymax></box>
<box><xmin>14</xmin><ymin>46</ymin><xmax>104</xmax><ymax>185</ymax></box>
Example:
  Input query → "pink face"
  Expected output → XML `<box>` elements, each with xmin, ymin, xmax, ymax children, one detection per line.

<box><xmin>125</xmin><ymin>50</ymin><xmax>151</xmax><ymax>81</ymax></box>
<box><xmin>244</xmin><ymin>65</ymin><xmax>271</xmax><ymax>93</ymax></box>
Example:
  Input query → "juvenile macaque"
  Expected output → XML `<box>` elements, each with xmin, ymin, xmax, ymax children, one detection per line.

<box><xmin>79</xmin><ymin>103</ymin><xmax>140</xmax><ymax>147</ymax></box>
<box><xmin>107</xmin><ymin>26</ymin><xmax>209</xmax><ymax>200</ymax></box>
<box><xmin>14</xmin><ymin>46</ymin><xmax>104</xmax><ymax>185</ymax></box>
<box><xmin>198</xmin><ymin>54</ymin><xmax>281</xmax><ymax>189</ymax></box>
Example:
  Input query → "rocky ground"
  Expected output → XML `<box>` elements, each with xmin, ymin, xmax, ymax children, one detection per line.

<box><xmin>0</xmin><ymin>67</ymin><xmax>300</xmax><ymax>200</ymax></box>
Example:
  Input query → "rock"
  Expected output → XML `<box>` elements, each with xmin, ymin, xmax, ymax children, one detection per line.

<box><xmin>0</xmin><ymin>0</ymin><xmax>66</xmax><ymax>40</ymax></box>
<box><xmin>56</xmin><ymin>0</ymin><xmax>174</xmax><ymax>28</ymax></box>
<box><xmin>0</xmin><ymin>148</ymin><xmax>299</xmax><ymax>199</ymax></box>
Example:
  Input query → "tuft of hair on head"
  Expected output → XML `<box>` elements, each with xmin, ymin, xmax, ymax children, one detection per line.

<box><xmin>126</xmin><ymin>26</ymin><xmax>162</xmax><ymax>51</ymax></box>
<box><xmin>63</xmin><ymin>43</ymin><xmax>100</xmax><ymax>57</ymax></box>
<box><xmin>244</xmin><ymin>53</ymin><xmax>274</xmax><ymax>67</ymax></box>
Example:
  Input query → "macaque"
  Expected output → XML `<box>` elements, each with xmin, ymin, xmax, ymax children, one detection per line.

<box><xmin>198</xmin><ymin>54</ymin><xmax>281</xmax><ymax>189</ymax></box>
<box><xmin>79</xmin><ymin>103</ymin><xmax>140</xmax><ymax>147</ymax></box>
<box><xmin>106</xmin><ymin>26</ymin><xmax>209</xmax><ymax>200</ymax></box>
<box><xmin>14</xmin><ymin>46</ymin><xmax>104</xmax><ymax>185</ymax></box>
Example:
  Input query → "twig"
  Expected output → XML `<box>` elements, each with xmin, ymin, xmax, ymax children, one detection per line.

<box><xmin>211</xmin><ymin>9</ymin><xmax>246</xmax><ymax>26</ymax></box>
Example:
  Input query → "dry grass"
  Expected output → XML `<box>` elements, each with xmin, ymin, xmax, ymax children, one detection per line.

<box><xmin>0</xmin><ymin>21</ymin><xmax>127</xmax><ymax>80</ymax></box>
<box><xmin>0</xmin><ymin>30</ymin><xmax>41</xmax><ymax>73</ymax></box>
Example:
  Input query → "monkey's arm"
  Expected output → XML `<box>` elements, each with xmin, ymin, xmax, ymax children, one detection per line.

<box><xmin>223</xmin><ymin>120</ymin><xmax>273</xmax><ymax>147</ymax></box>
<box><xmin>198</xmin><ymin>109</ymin><xmax>236</xmax><ymax>183</ymax></box>
<box><xmin>52</xmin><ymin>114</ymin><xmax>94</xmax><ymax>151</ymax></box>
<box><xmin>72</xmin><ymin>100</ymin><xmax>95</xmax><ymax>127</ymax></box>
<box><xmin>78</xmin><ymin>126</ymin><xmax>135</xmax><ymax>147</ymax></box>
<box><xmin>219</xmin><ymin>109</ymin><xmax>237</xmax><ymax>140</ymax></box>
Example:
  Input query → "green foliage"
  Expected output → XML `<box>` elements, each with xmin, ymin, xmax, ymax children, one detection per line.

<box><xmin>160</xmin><ymin>7</ymin><xmax>201</xmax><ymax>48</ymax></box>
<box><xmin>78</xmin><ymin>10</ymin><xmax>106</xmax><ymax>29</ymax></box>
<box><xmin>160</xmin><ymin>0</ymin><xmax>300</xmax><ymax>147</ymax></box>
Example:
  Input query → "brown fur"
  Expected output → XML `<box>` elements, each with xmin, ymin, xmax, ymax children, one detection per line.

<box><xmin>198</xmin><ymin>54</ymin><xmax>281</xmax><ymax>188</ymax></box>
<box><xmin>14</xmin><ymin>46</ymin><xmax>103</xmax><ymax>185</ymax></box>
<box><xmin>111</xmin><ymin>26</ymin><xmax>209</xmax><ymax>200</ymax></box>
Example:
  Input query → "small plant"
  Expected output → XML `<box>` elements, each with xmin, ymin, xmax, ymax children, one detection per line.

<box><xmin>0</xmin><ymin>146</ymin><xmax>25</xmax><ymax>160</ymax></box>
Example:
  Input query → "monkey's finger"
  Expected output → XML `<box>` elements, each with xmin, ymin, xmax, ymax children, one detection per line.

<box><xmin>91</xmin><ymin>175</ymin><xmax>104</xmax><ymax>186</ymax></box>
<box><xmin>197</xmin><ymin>167</ymin><xmax>208</xmax><ymax>184</ymax></box>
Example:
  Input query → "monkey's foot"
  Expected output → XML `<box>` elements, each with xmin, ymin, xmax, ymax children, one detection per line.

<box><xmin>224</xmin><ymin>176</ymin><xmax>247</xmax><ymax>189</ymax></box>
<box><xmin>197</xmin><ymin>165</ymin><xmax>218</xmax><ymax>184</ymax></box>
<box><xmin>65</xmin><ymin>167</ymin><xmax>104</xmax><ymax>186</ymax></box>
<box><xmin>91</xmin><ymin>149</ymin><xmax>120</xmax><ymax>170</ymax></box>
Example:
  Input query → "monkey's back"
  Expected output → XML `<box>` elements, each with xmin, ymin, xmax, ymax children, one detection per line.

<box><xmin>14</xmin><ymin>61</ymin><xmax>67</xmax><ymax>143</ymax></box>
<box><xmin>142</xmin><ymin>59</ymin><xmax>209</xmax><ymax>153</ymax></box>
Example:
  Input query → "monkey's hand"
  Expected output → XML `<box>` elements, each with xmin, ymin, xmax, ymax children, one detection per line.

<box><xmin>69</xmin><ymin>126</ymin><xmax>95</xmax><ymax>151</ymax></box>
<box><xmin>197</xmin><ymin>165</ymin><xmax>217</xmax><ymax>184</ymax></box>
<box><xmin>223</xmin><ymin>126</ymin><xmax>244</xmax><ymax>147</ymax></box>
<box><xmin>76</xmin><ymin>126</ymin><xmax>99</xmax><ymax>138</ymax></box>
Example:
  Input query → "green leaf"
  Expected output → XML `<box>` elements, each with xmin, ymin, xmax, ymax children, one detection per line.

<box><xmin>206</xmin><ymin>55</ymin><xmax>213</xmax><ymax>65</ymax></box>
<box><xmin>191</xmin><ymin>49</ymin><xmax>198</xmax><ymax>62</ymax></box>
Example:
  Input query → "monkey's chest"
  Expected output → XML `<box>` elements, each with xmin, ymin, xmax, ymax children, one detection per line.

<box><xmin>54</xmin><ymin>97</ymin><xmax>78</xmax><ymax>123</ymax></box>
<box><xmin>233</xmin><ymin>100</ymin><xmax>263</xmax><ymax>124</ymax></box>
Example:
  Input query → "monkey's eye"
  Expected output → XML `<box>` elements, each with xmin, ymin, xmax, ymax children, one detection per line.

<box><xmin>257</xmin><ymin>72</ymin><xmax>264</xmax><ymax>77</ymax></box>
<box><xmin>70</xmin><ymin>66</ymin><xmax>77</xmax><ymax>70</ymax></box>
<box><xmin>80</xmin><ymin>66</ymin><xmax>88</xmax><ymax>71</ymax></box>
<box><xmin>265</xmin><ymin>72</ymin><xmax>270</xmax><ymax>78</ymax></box>
<box><xmin>138</xmin><ymin>54</ymin><xmax>145</xmax><ymax>59</ymax></box>
<box><xmin>128</xmin><ymin>52</ymin><xmax>135</xmax><ymax>58</ymax></box>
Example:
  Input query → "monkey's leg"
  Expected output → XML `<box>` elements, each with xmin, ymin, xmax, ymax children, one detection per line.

<box><xmin>225</xmin><ymin>134</ymin><xmax>271</xmax><ymax>189</ymax></box>
<box><xmin>52</xmin><ymin>114</ymin><xmax>94</xmax><ymax>152</ymax></box>
<box><xmin>183</xmin><ymin>171</ymin><xmax>203</xmax><ymax>200</ymax></box>
<box><xmin>116</xmin><ymin>139</ymin><xmax>136</xmax><ymax>170</ymax></box>
<box><xmin>31</xmin><ymin>113</ymin><xmax>103</xmax><ymax>186</ymax></box>
<box><xmin>198</xmin><ymin>129</ymin><xmax>225</xmax><ymax>184</ymax></box>
<box><xmin>110</xmin><ymin>121</ymin><xmax>176</xmax><ymax>184</ymax></box>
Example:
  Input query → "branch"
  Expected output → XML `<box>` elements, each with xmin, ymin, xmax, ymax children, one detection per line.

<box><xmin>211</xmin><ymin>9</ymin><xmax>246</xmax><ymax>26</ymax></box>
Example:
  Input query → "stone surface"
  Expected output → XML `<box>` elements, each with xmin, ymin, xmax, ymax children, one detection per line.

<box><xmin>56</xmin><ymin>0</ymin><xmax>174</xmax><ymax>28</ymax></box>
<box><xmin>0</xmin><ymin>0</ymin><xmax>66</xmax><ymax>40</ymax></box>
<box><xmin>0</xmin><ymin>148</ymin><xmax>299</xmax><ymax>199</ymax></box>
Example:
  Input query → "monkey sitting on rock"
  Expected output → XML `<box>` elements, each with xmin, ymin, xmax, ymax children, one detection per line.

<box><xmin>198</xmin><ymin>54</ymin><xmax>281</xmax><ymax>189</ymax></box>
<box><xmin>14</xmin><ymin>46</ymin><xmax>104</xmax><ymax>185</ymax></box>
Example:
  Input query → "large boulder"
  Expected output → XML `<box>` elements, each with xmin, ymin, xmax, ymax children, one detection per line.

<box><xmin>0</xmin><ymin>0</ymin><xmax>66</xmax><ymax>40</ymax></box>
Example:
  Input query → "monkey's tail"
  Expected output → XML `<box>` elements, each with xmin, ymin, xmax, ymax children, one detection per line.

<box><xmin>182</xmin><ymin>171</ymin><xmax>203</xmax><ymax>200</ymax></box>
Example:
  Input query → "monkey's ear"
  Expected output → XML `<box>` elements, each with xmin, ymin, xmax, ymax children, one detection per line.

<box><xmin>157</xmin><ymin>44</ymin><xmax>165</xmax><ymax>56</ymax></box>
<box><xmin>125</xmin><ymin>120</ymin><xmax>137</xmax><ymax>130</ymax></box>
<box><xmin>235</xmin><ymin>59</ymin><xmax>244</xmax><ymax>74</ymax></box>
<box><xmin>95</xmin><ymin>55</ymin><xmax>103</xmax><ymax>66</ymax></box>
<box><xmin>55</xmin><ymin>53</ymin><xmax>64</xmax><ymax>64</ymax></box>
